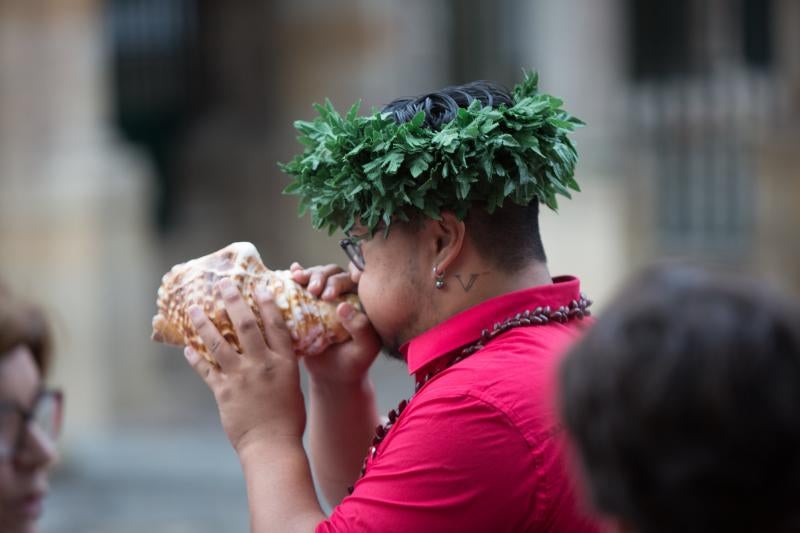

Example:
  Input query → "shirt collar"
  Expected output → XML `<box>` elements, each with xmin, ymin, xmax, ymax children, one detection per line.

<box><xmin>400</xmin><ymin>276</ymin><xmax>583</xmax><ymax>375</ymax></box>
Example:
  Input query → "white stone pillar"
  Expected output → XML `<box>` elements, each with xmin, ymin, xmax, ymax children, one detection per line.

<box><xmin>518</xmin><ymin>0</ymin><xmax>633</xmax><ymax>306</ymax></box>
<box><xmin>0</xmin><ymin>1</ymin><xmax>156</xmax><ymax>445</ymax></box>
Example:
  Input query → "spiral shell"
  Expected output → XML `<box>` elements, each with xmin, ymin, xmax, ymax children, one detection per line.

<box><xmin>151</xmin><ymin>242</ymin><xmax>359</xmax><ymax>364</ymax></box>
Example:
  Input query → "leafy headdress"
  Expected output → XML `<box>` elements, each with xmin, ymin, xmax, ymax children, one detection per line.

<box><xmin>280</xmin><ymin>71</ymin><xmax>583</xmax><ymax>236</ymax></box>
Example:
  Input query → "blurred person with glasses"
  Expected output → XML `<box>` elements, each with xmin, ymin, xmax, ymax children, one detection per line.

<box><xmin>0</xmin><ymin>284</ymin><xmax>62</xmax><ymax>533</ymax></box>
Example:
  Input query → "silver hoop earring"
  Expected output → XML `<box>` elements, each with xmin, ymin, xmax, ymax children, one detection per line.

<box><xmin>434</xmin><ymin>266</ymin><xmax>446</xmax><ymax>289</ymax></box>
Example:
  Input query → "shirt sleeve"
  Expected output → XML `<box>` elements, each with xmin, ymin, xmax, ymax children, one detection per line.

<box><xmin>315</xmin><ymin>391</ymin><xmax>537</xmax><ymax>533</ymax></box>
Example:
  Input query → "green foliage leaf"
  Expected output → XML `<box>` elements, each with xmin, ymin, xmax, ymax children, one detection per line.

<box><xmin>279</xmin><ymin>70</ymin><xmax>584</xmax><ymax>236</ymax></box>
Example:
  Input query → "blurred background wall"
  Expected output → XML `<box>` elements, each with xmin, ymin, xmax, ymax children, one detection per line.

<box><xmin>0</xmin><ymin>0</ymin><xmax>798</xmax><ymax>531</ymax></box>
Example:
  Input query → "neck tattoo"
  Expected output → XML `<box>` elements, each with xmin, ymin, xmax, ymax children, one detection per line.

<box><xmin>347</xmin><ymin>293</ymin><xmax>593</xmax><ymax>494</ymax></box>
<box><xmin>453</xmin><ymin>271</ymin><xmax>491</xmax><ymax>292</ymax></box>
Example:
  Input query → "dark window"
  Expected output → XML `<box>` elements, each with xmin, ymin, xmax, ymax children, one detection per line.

<box><xmin>627</xmin><ymin>0</ymin><xmax>691</xmax><ymax>81</ymax></box>
<box><xmin>107</xmin><ymin>0</ymin><xmax>203</xmax><ymax>231</ymax></box>
<box><xmin>625</xmin><ymin>1</ymin><xmax>777</xmax><ymax>254</ymax></box>
<box><xmin>742</xmin><ymin>0</ymin><xmax>773</xmax><ymax>69</ymax></box>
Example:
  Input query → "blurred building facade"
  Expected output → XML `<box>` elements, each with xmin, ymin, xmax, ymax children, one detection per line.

<box><xmin>0</xmin><ymin>1</ymin><xmax>798</xmax><ymax>530</ymax></box>
<box><xmin>0</xmin><ymin>0</ymin><xmax>157</xmax><ymax>441</ymax></box>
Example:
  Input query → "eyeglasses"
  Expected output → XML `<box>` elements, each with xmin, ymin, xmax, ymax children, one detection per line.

<box><xmin>339</xmin><ymin>234</ymin><xmax>366</xmax><ymax>271</ymax></box>
<box><xmin>0</xmin><ymin>389</ymin><xmax>63</xmax><ymax>460</ymax></box>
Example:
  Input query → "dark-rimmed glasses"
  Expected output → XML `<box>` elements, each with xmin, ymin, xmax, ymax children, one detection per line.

<box><xmin>0</xmin><ymin>388</ymin><xmax>64</xmax><ymax>460</ymax></box>
<box><xmin>339</xmin><ymin>234</ymin><xmax>367</xmax><ymax>271</ymax></box>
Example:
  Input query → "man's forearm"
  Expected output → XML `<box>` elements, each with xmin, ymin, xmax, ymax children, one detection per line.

<box><xmin>309</xmin><ymin>376</ymin><xmax>380</xmax><ymax>506</ymax></box>
<box><xmin>240</xmin><ymin>438</ymin><xmax>326</xmax><ymax>533</ymax></box>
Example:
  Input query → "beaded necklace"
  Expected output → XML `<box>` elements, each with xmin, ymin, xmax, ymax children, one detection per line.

<box><xmin>347</xmin><ymin>293</ymin><xmax>593</xmax><ymax>494</ymax></box>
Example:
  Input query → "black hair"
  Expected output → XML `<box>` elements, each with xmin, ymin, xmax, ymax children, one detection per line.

<box><xmin>559</xmin><ymin>265</ymin><xmax>800</xmax><ymax>533</ymax></box>
<box><xmin>382</xmin><ymin>81</ymin><xmax>514</xmax><ymax>131</ymax></box>
<box><xmin>382</xmin><ymin>81</ymin><xmax>546</xmax><ymax>270</ymax></box>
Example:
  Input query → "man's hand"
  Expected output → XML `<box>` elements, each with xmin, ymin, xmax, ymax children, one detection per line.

<box><xmin>184</xmin><ymin>278</ymin><xmax>306</xmax><ymax>455</ymax></box>
<box><xmin>184</xmin><ymin>279</ymin><xmax>325</xmax><ymax>532</ymax></box>
<box><xmin>290</xmin><ymin>262</ymin><xmax>383</xmax><ymax>506</ymax></box>
<box><xmin>290</xmin><ymin>262</ymin><xmax>382</xmax><ymax>385</ymax></box>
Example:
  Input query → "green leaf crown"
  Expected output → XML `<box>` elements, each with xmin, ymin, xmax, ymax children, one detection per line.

<box><xmin>280</xmin><ymin>71</ymin><xmax>584</xmax><ymax>236</ymax></box>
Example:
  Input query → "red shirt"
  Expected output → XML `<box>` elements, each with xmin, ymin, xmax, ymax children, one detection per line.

<box><xmin>317</xmin><ymin>276</ymin><xmax>600</xmax><ymax>532</ymax></box>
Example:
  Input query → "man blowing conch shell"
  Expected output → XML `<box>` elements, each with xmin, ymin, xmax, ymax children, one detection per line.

<box><xmin>168</xmin><ymin>72</ymin><xmax>602</xmax><ymax>533</ymax></box>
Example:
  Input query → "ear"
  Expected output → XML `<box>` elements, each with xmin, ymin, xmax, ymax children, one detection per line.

<box><xmin>430</xmin><ymin>211</ymin><xmax>466</xmax><ymax>274</ymax></box>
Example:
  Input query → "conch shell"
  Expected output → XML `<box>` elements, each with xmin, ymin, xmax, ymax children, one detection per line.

<box><xmin>151</xmin><ymin>242</ymin><xmax>359</xmax><ymax>364</ymax></box>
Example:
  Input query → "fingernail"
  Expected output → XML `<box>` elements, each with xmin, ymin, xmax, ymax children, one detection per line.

<box><xmin>322</xmin><ymin>288</ymin><xmax>333</xmax><ymax>299</ymax></box>
<box><xmin>184</xmin><ymin>346</ymin><xmax>198</xmax><ymax>364</ymax></box>
<box><xmin>188</xmin><ymin>306</ymin><xmax>204</xmax><ymax>323</ymax></box>
<box><xmin>255</xmin><ymin>286</ymin><xmax>273</xmax><ymax>302</ymax></box>
<box><xmin>339</xmin><ymin>303</ymin><xmax>355</xmax><ymax>321</ymax></box>
<box><xmin>220</xmin><ymin>279</ymin><xmax>237</xmax><ymax>297</ymax></box>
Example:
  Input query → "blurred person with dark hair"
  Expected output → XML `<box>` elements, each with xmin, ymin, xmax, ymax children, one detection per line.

<box><xmin>0</xmin><ymin>285</ymin><xmax>63</xmax><ymax>533</ymax></box>
<box><xmin>559</xmin><ymin>265</ymin><xmax>800</xmax><ymax>533</ymax></box>
<box><xmin>183</xmin><ymin>74</ymin><xmax>601</xmax><ymax>531</ymax></box>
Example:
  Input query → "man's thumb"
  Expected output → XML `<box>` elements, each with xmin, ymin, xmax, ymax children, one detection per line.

<box><xmin>337</xmin><ymin>302</ymin><xmax>377</xmax><ymax>344</ymax></box>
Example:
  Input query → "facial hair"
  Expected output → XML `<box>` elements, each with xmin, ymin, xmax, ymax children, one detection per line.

<box><xmin>365</xmin><ymin>243</ymin><xmax>430</xmax><ymax>364</ymax></box>
<box><xmin>381</xmin><ymin>345</ymin><xmax>405</xmax><ymax>362</ymax></box>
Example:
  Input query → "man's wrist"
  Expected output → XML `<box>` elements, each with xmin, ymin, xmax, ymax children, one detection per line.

<box><xmin>237</xmin><ymin>433</ymin><xmax>326</xmax><ymax>533</ymax></box>
<box><xmin>309</xmin><ymin>372</ymin><xmax>374</xmax><ymax>397</ymax></box>
<box><xmin>237</xmin><ymin>432</ymin><xmax>305</xmax><ymax>465</ymax></box>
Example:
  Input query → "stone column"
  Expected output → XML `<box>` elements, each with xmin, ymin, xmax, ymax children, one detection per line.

<box><xmin>518</xmin><ymin>0</ymin><xmax>632</xmax><ymax>306</ymax></box>
<box><xmin>0</xmin><ymin>1</ymin><xmax>156</xmax><ymax>444</ymax></box>
<box><xmin>754</xmin><ymin>0</ymin><xmax>800</xmax><ymax>293</ymax></box>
